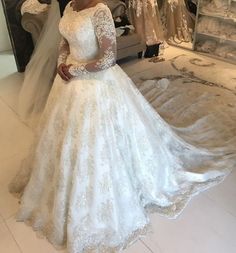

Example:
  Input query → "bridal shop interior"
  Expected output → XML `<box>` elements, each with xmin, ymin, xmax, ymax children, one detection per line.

<box><xmin>0</xmin><ymin>0</ymin><xmax>236</xmax><ymax>253</ymax></box>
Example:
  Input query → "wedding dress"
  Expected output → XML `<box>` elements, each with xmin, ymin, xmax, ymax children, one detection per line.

<box><xmin>10</xmin><ymin>3</ymin><xmax>235</xmax><ymax>253</ymax></box>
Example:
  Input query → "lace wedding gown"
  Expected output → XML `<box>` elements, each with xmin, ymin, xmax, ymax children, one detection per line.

<box><xmin>10</xmin><ymin>3</ymin><xmax>235</xmax><ymax>253</ymax></box>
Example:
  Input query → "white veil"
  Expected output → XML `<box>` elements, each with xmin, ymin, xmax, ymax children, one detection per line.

<box><xmin>18</xmin><ymin>0</ymin><xmax>61</xmax><ymax>122</ymax></box>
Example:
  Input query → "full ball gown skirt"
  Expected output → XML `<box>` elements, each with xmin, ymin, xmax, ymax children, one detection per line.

<box><xmin>9</xmin><ymin>3</ymin><xmax>235</xmax><ymax>253</ymax></box>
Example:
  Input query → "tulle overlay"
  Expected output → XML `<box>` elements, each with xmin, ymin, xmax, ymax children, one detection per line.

<box><xmin>10</xmin><ymin>64</ymin><xmax>235</xmax><ymax>252</ymax></box>
<box><xmin>10</xmin><ymin>3</ymin><xmax>235</xmax><ymax>253</ymax></box>
<box><xmin>18</xmin><ymin>0</ymin><xmax>61</xmax><ymax>120</ymax></box>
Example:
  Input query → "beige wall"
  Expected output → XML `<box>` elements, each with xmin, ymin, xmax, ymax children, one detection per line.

<box><xmin>0</xmin><ymin>1</ymin><xmax>12</xmax><ymax>52</ymax></box>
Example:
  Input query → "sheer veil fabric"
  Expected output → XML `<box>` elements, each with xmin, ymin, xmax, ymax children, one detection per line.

<box><xmin>18</xmin><ymin>0</ymin><xmax>61</xmax><ymax>122</ymax></box>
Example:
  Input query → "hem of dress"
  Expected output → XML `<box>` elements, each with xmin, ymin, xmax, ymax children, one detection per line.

<box><xmin>10</xmin><ymin>169</ymin><xmax>232</xmax><ymax>252</ymax></box>
<box><xmin>145</xmin><ymin>169</ymin><xmax>231</xmax><ymax>219</ymax></box>
<box><xmin>15</xmin><ymin>216</ymin><xmax>152</xmax><ymax>253</ymax></box>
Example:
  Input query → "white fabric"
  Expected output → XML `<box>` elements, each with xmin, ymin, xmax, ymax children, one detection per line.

<box><xmin>59</xmin><ymin>5</ymin><xmax>117</xmax><ymax>76</ymax></box>
<box><xmin>18</xmin><ymin>0</ymin><xmax>61</xmax><ymax>121</ymax></box>
<box><xmin>10</xmin><ymin>3</ymin><xmax>235</xmax><ymax>253</ymax></box>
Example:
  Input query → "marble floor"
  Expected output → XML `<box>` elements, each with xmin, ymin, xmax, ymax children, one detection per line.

<box><xmin>0</xmin><ymin>46</ymin><xmax>236</xmax><ymax>253</ymax></box>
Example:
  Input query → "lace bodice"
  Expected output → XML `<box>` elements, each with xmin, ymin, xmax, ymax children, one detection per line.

<box><xmin>58</xmin><ymin>3</ymin><xmax>117</xmax><ymax>76</ymax></box>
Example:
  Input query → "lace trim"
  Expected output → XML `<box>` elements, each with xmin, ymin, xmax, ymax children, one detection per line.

<box><xmin>16</xmin><ymin>212</ymin><xmax>151</xmax><ymax>252</ymax></box>
<box><xmin>68</xmin><ymin>64</ymin><xmax>89</xmax><ymax>76</ymax></box>
<box><xmin>11</xmin><ymin>170</ymin><xmax>230</xmax><ymax>252</ymax></box>
<box><xmin>145</xmin><ymin>171</ymin><xmax>230</xmax><ymax>219</ymax></box>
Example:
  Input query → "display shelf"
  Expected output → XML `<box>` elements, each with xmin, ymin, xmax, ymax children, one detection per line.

<box><xmin>195</xmin><ymin>50</ymin><xmax>236</xmax><ymax>65</ymax></box>
<box><xmin>195</xmin><ymin>32</ymin><xmax>236</xmax><ymax>46</ymax></box>
<box><xmin>193</xmin><ymin>0</ymin><xmax>236</xmax><ymax>64</ymax></box>
<box><xmin>199</xmin><ymin>12</ymin><xmax>236</xmax><ymax>23</ymax></box>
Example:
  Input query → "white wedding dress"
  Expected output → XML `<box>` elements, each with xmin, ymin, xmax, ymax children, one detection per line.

<box><xmin>10</xmin><ymin>3</ymin><xmax>235</xmax><ymax>253</ymax></box>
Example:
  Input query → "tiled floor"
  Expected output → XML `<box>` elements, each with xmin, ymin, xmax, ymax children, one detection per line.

<box><xmin>0</xmin><ymin>47</ymin><xmax>236</xmax><ymax>253</ymax></box>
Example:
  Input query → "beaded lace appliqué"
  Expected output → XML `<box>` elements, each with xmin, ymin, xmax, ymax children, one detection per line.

<box><xmin>66</xmin><ymin>6</ymin><xmax>117</xmax><ymax>76</ymax></box>
<box><xmin>57</xmin><ymin>38</ymin><xmax>70</xmax><ymax>66</ymax></box>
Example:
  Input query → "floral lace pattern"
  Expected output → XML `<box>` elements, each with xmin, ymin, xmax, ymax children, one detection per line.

<box><xmin>57</xmin><ymin>38</ymin><xmax>70</xmax><ymax>66</ymax></box>
<box><xmin>10</xmin><ymin>2</ymin><xmax>235</xmax><ymax>253</ymax></box>
<box><xmin>57</xmin><ymin>4</ymin><xmax>116</xmax><ymax>76</ymax></box>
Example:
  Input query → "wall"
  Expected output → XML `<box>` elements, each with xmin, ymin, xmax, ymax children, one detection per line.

<box><xmin>0</xmin><ymin>1</ymin><xmax>11</xmax><ymax>52</ymax></box>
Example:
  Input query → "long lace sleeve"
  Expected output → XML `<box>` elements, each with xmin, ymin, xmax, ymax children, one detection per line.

<box><xmin>68</xmin><ymin>6</ymin><xmax>117</xmax><ymax>76</ymax></box>
<box><xmin>57</xmin><ymin>38</ymin><xmax>70</xmax><ymax>66</ymax></box>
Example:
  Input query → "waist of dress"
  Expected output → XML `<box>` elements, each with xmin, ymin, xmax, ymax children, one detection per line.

<box><xmin>66</xmin><ymin>56</ymin><xmax>118</xmax><ymax>75</ymax></box>
<box><xmin>66</xmin><ymin>54</ymin><xmax>98</xmax><ymax>65</ymax></box>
